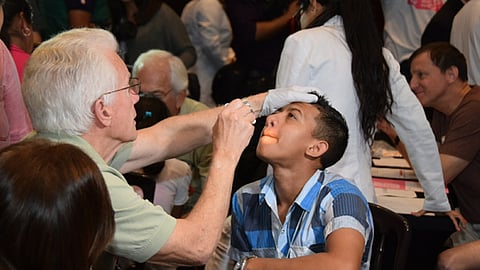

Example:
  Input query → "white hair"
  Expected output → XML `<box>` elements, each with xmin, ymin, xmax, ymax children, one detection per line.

<box><xmin>22</xmin><ymin>28</ymin><xmax>120</xmax><ymax>135</ymax></box>
<box><xmin>132</xmin><ymin>49</ymin><xmax>188</xmax><ymax>94</ymax></box>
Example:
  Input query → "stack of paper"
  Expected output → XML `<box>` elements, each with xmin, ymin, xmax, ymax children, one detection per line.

<box><xmin>371</xmin><ymin>166</ymin><xmax>417</xmax><ymax>180</ymax></box>
<box><xmin>375</xmin><ymin>195</ymin><xmax>425</xmax><ymax>214</ymax></box>
<box><xmin>372</xmin><ymin>158</ymin><xmax>411</xmax><ymax>168</ymax></box>
<box><xmin>374</xmin><ymin>180</ymin><xmax>425</xmax><ymax>214</ymax></box>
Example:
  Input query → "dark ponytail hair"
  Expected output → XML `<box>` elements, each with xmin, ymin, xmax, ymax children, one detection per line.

<box><xmin>308</xmin><ymin>0</ymin><xmax>392</xmax><ymax>143</ymax></box>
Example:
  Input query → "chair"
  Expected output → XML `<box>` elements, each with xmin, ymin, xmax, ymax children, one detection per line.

<box><xmin>369</xmin><ymin>202</ymin><xmax>411</xmax><ymax>270</ymax></box>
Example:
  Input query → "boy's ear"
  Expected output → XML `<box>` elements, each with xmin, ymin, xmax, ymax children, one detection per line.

<box><xmin>306</xmin><ymin>140</ymin><xmax>328</xmax><ymax>159</ymax></box>
<box><xmin>175</xmin><ymin>89</ymin><xmax>188</xmax><ymax>110</ymax></box>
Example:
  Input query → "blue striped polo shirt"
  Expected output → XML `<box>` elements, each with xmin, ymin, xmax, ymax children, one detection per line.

<box><xmin>229</xmin><ymin>170</ymin><xmax>373</xmax><ymax>269</ymax></box>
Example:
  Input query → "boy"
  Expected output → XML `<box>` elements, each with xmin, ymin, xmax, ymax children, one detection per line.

<box><xmin>230</xmin><ymin>95</ymin><xmax>373</xmax><ymax>270</ymax></box>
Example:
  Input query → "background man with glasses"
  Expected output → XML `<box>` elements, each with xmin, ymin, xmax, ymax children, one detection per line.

<box><xmin>132</xmin><ymin>49</ymin><xmax>212</xmax><ymax>212</ymax></box>
<box><xmin>21</xmin><ymin>28</ymin><xmax>318</xmax><ymax>268</ymax></box>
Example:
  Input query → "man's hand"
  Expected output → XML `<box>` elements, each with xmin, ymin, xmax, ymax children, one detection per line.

<box><xmin>445</xmin><ymin>209</ymin><xmax>468</xmax><ymax>231</ymax></box>
<box><xmin>260</xmin><ymin>86</ymin><xmax>319</xmax><ymax>117</ymax></box>
<box><xmin>212</xmin><ymin>99</ymin><xmax>256</xmax><ymax>162</ymax></box>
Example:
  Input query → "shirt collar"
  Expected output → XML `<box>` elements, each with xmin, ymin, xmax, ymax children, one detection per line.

<box><xmin>259</xmin><ymin>170</ymin><xmax>324</xmax><ymax>212</ymax></box>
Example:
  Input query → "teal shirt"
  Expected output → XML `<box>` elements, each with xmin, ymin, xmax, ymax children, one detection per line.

<box><xmin>39</xmin><ymin>0</ymin><xmax>110</xmax><ymax>39</ymax></box>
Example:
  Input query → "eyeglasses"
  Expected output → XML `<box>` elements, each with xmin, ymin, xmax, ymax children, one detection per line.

<box><xmin>139</xmin><ymin>88</ymin><xmax>173</xmax><ymax>100</ymax></box>
<box><xmin>101</xmin><ymin>78</ymin><xmax>141</xmax><ymax>98</ymax></box>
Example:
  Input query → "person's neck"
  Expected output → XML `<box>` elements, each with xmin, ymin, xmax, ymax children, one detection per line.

<box><xmin>272</xmin><ymin>164</ymin><xmax>317</xmax><ymax>223</ymax></box>
<box><xmin>272</xmin><ymin>165</ymin><xmax>317</xmax><ymax>205</ymax></box>
<box><xmin>10</xmin><ymin>36</ymin><xmax>33</xmax><ymax>54</ymax></box>
<box><xmin>82</xmin><ymin>131</ymin><xmax>125</xmax><ymax>163</ymax></box>
<box><xmin>435</xmin><ymin>82</ymin><xmax>471</xmax><ymax>115</ymax></box>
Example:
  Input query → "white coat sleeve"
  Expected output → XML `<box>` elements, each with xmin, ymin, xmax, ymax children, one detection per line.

<box><xmin>384</xmin><ymin>48</ymin><xmax>451</xmax><ymax>212</ymax></box>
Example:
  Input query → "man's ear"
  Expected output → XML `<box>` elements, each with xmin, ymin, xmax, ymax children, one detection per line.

<box><xmin>306</xmin><ymin>140</ymin><xmax>328</xmax><ymax>159</ymax></box>
<box><xmin>175</xmin><ymin>89</ymin><xmax>188</xmax><ymax>110</ymax></box>
<box><xmin>93</xmin><ymin>98</ymin><xmax>113</xmax><ymax>127</ymax></box>
<box><xmin>445</xmin><ymin>66</ymin><xmax>459</xmax><ymax>83</ymax></box>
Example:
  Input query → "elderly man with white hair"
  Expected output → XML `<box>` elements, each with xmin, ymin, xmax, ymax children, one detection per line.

<box><xmin>21</xmin><ymin>27</ymin><xmax>318</xmax><ymax>268</ymax></box>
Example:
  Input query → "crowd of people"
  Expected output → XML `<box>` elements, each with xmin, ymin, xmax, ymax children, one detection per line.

<box><xmin>0</xmin><ymin>0</ymin><xmax>478</xmax><ymax>269</ymax></box>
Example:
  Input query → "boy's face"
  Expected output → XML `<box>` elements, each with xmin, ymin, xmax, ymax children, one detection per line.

<box><xmin>257</xmin><ymin>102</ymin><xmax>320</xmax><ymax>164</ymax></box>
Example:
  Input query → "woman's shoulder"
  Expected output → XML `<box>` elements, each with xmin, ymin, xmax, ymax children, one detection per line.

<box><xmin>287</xmin><ymin>26</ymin><xmax>341</xmax><ymax>47</ymax></box>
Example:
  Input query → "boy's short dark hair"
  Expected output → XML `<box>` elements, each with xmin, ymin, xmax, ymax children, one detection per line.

<box><xmin>311</xmin><ymin>94</ymin><xmax>349</xmax><ymax>168</ymax></box>
<box><xmin>134</xmin><ymin>96</ymin><xmax>170</xmax><ymax>174</ymax></box>
<box><xmin>135</xmin><ymin>95</ymin><xmax>171</xmax><ymax>130</ymax></box>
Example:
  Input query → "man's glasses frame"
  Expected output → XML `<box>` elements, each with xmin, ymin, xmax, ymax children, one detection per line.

<box><xmin>139</xmin><ymin>88</ymin><xmax>173</xmax><ymax>100</ymax></box>
<box><xmin>100</xmin><ymin>77</ymin><xmax>141</xmax><ymax>99</ymax></box>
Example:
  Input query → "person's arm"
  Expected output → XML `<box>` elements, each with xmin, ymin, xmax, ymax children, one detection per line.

<box><xmin>383</xmin><ymin>48</ymin><xmax>451</xmax><ymax>213</ymax></box>
<box><xmin>435</xmin><ymin>100</ymin><xmax>480</xmax><ymax>184</ymax></box>
<box><xmin>230</xmin><ymin>179</ymin><xmax>371</xmax><ymax>270</ymax></box>
<box><xmin>120</xmin><ymin>89</ymin><xmax>316</xmax><ymax>264</ymax></box>
<box><xmin>376</xmin><ymin>118</ymin><xmax>411</xmax><ymax>165</ymax></box>
<box><xmin>241</xmin><ymin>229</ymin><xmax>364</xmax><ymax>270</ymax></box>
<box><xmin>147</xmin><ymin>99</ymin><xmax>254</xmax><ymax>265</ymax></box>
<box><xmin>121</xmin><ymin>94</ymin><xmax>259</xmax><ymax>173</ymax></box>
<box><xmin>377</xmin><ymin>120</ymin><xmax>469</xmax><ymax>231</ymax></box>
<box><xmin>440</xmin><ymin>154</ymin><xmax>469</xmax><ymax>184</ymax></box>
<box><xmin>255</xmin><ymin>0</ymin><xmax>299</xmax><ymax>41</ymax></box>
<box><xmin>377</xmin><ymin>119</ymin><xmax>470</xmax><ymax>185</ymax></box>
<box><xmin>1</xmin><ymin>43</ymin><xmax>32</xmax><ymax>143</ymax></box>
<box><xmin>437</xmin><ymin>240</ymin><xmax>480</xmax><ymax>270</ymax></box>
<box><xmin>122</xmin><ymin>89</ymin><xmax>317</xmax><ymax>173</ymax></box>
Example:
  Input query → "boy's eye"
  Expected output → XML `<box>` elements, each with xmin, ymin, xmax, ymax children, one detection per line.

<box><xmin>288</xmin><ymin>112</ymin><xmax>297</xmax><ymax>119</ymax></box>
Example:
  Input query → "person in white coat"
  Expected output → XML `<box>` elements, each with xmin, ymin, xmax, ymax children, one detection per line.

<box><xmin>276</xmin><ymin>0</ymin><xmax>454</xmax><ymax>218</ymax></box>
<box><xmin>181</xmin><ymin>0</ymin><xmax>235</xmax><ymax>107</ymax></box>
